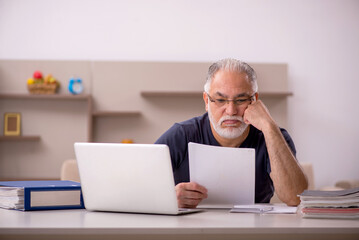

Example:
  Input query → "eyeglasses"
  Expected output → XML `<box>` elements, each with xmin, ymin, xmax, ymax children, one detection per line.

<box><xmin>206</xmin><ymin>92</ymin><xmax>256</xmax><ymax>107</ymax></box>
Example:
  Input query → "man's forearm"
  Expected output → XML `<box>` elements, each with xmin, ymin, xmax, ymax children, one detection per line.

<box><xmin>243</xmin><ymin>100</ymin><xmax>308</xmax><ymax>205</ymax></box>
<box><xmin>263</xmin><ymin>123</ymin><xmax>308</xmax><ymax>206</ymax></box>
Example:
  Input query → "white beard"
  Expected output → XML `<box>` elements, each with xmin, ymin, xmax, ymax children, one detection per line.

<box><xmin>208</xmin><ymin>103</ymin><xmax>249</xmax><ymax>139</ymax></box>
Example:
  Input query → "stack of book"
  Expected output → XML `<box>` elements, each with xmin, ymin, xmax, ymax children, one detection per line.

<box><xmin>0</xmin><ymin>180</ymin><xmax>84</xmax><ymax>211</ymax></box>
<box><xmin>299</xmin><ymin>187</ymin><xmax>359</xmax><ymax>219</ymax></box>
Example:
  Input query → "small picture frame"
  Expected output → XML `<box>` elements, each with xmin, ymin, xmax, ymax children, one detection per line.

<box><xmin>4</xmin><ymin>113</ymin><xmax>21</xmax><ymax>136</ymax></box>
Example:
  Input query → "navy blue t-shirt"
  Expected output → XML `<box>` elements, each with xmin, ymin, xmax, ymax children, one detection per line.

<box><xmin>155</xmin><ymin>113</ymin><xmax>296</xmax><ymax>203</ymax></box>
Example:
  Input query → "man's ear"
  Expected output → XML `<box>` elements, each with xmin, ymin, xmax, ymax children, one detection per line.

<box><xmin>203</xmin><ymin>92</ymin><xmax>209</xmax><ymax>112</ymax></box>
<box><xmin>254</xmin><ymin>92</ymin><xmax>259</xmax><ymax>102</ymax></box>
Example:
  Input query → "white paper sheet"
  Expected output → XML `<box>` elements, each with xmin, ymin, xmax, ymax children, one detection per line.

<box><xmin>232</xmin><ymin>204</ymin><xmax>298</xmax><ymax>214</ymax></box>
<box><xmin>188</xmin><ymin>142</ymin><xmax>255</xmax><ymax>208</ymax></box>
<box><xmin>230</xmin><ymin>205</ymin><xmax>273</xmax><ymax>213</ymax></box>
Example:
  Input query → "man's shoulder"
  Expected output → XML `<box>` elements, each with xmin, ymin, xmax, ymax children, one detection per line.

<box><xmin>279</xmin><ymin>127</ymin><xmax>292</xmax><ymax>139</ymax></box>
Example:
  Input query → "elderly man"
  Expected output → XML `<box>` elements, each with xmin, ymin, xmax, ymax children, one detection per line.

<box><xmin>155</xmin><ymin>58</ymin><xmax>308</xmax><ymax>207</ymax></box>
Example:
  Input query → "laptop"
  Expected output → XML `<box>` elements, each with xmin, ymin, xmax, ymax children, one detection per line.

<box><xmin>74</xmin><ymin>142</ymin><xmax>202</xmax><ymax>215</ymax></box>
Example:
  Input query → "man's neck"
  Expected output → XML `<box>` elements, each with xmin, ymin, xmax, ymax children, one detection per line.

<box><xmin>210</xmin><ymin>125</ymin><xmax>250</xmax><ymax>148</ymax></box>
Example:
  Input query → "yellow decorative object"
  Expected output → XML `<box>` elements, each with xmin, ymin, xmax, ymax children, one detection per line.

<box><xmin>121</xmin><ymin>139</ymin><xmax>134</xmax><ymax>143</ymax></box>
<box><xmin>27</xmin><ymin>78</ymin><xmax>35</xmax><ymax>85</ymax></box>
<box><xmin>44</xmin><ymin>74</ymin><xmax>57</xmax><ymax>84</ymax></box>
<box><xmin>4</xmin><ymin>113</ymin><xmax>21</xmax><ymax>136</ymax></box>
<box><xmin>44</xmin><ymin>74</ymin><xmax>51</xmax><ymax>83</ymax></box>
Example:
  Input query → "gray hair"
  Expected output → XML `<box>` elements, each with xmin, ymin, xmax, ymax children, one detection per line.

<box><xmin>204</xmin><ymin>58</ymin><xmax>258</xmax><ymax>93</ymax></box>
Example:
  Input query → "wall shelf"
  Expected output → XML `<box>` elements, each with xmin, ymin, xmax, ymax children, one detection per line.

<box><xmin>0</xmin><ymin>94</ymin><xmax>143</xmax><ymax>143</ymax></box>
<box><xmin>140</xmin><ymin>91</ymin><xmax>293</xmax><ymax>98</ymax></box>
<box><xmin>92</xmin><ymin>111</ymin><xmax>142</xmax><ymax>117</ymax></box>
<box><xmin>0</xmin><ymin>93</ymin><xmax>91</xmax><ymax>100</ymax></box>
<box><xmin>258</xmin><ymin>92</ymin><xmax>293</xmax><ymax>97</ymax></box>
<box><xmin>141</xmin><ymin>91</ymin><xmax>203</xmax><ymax>97</ymax></box>
<box><xmin>0</xmin><ymin>93</ymin><xmax>93</xmax><ymax>142</ymax></box>
<box><xmin>0</xmin><ymin>136</ymin><xmax>41</xmax><ymax>142</ymax></box>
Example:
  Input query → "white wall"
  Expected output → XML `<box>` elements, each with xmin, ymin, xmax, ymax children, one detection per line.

<box><xmin>0</xmin><ymin>0</ymin><xmax>358</xmax><ymax>188</ymax></box>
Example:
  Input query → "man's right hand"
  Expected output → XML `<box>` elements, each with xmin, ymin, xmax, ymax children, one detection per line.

<box><xmin>175</xmin><ymin>182</ymin><xmax>208</xmax><ymax>208</ymax></box>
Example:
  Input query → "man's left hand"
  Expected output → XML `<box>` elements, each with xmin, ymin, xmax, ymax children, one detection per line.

<box><xmin>243</xmin><ymin>100</ymin><xmax>276</xmax><ymax>132</ymax></box>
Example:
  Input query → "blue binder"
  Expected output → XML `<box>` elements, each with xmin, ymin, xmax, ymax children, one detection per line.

<box><xmin>0</xmin><ymin>180</ymin><xmax>84</xmax><ymax>211</ymax></box>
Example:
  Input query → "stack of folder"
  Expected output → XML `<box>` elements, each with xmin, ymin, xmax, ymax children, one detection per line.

<box><xmin>299</xmin><ymin>187</ymin><xmax>359</xmax><ymax>219</ymax></box>
<box><xmin>0</xmin><ymin>180</ymin><xmax>84</xmax><ymax>211</ymax></box>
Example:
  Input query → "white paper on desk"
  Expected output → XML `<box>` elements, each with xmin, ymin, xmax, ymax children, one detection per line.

<box><xmin>230</xmin><ymin>204</ymin><xmax>273</xmax><ymax>213</ymax></box>
<box><xmin>232</xmin><ymin>204</ymin><xmax>298</xmax><ymax>214</ymax></box>
<box><xmin>266</xmin><ymin>205</ymin><xmax>297</xmax><ymax>214</ymax></box>
<box><xmin>188</xmin><ymin>142</ymin><xmax>255</xmax><ymax>208</ymax></box>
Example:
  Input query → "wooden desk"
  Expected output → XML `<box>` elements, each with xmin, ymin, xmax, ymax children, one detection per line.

<box><xmin>0</xmin><ymin>208</ymin><xmax>358</xmax><ymax>240</ymax></box>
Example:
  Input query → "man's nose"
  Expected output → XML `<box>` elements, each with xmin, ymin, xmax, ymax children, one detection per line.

<box><xmin>225</xmin><ymin>101</ymin><xmax>238</xmax><ymax>116</ymax></box>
